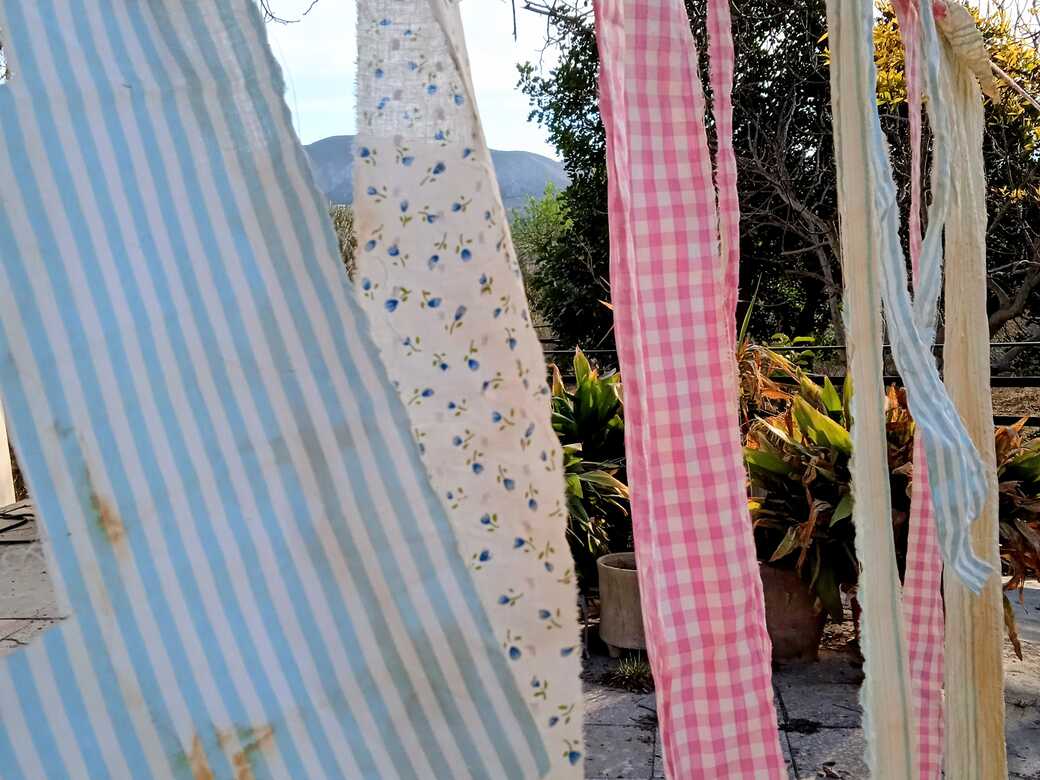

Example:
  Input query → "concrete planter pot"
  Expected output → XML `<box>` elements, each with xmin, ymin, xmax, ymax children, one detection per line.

<box><xmin>759</xmin><ymin>563</ymin><xmax>827</xmax><ymax>662</ymax></box>
<box><xmin>597</xmin><ymin>552</ymin><xmax>646</xmax><ymax>657</ymax></box>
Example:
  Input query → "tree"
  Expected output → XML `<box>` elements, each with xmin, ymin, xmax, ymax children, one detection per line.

<box><xmin>519</xmin><ymin>1</ymin><xmax>1040</xmax><ymax>363</ymax></box>
<box><xmin>511</xmin><ymin>184</ymin><xmax>586</xmax><ymax>341</ymax></box>
<box><xmin>257</xmin><ymin>0</ymin><xmax>320</xmax><ymax>23</ymax></box>
<box><xmin>517</xmin><ymin>8</ymin><xmax>615</xmax><ymax>350</ymax></box>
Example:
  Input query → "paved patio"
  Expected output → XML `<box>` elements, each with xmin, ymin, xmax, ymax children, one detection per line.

<box><xmin>2</xmin><ymin>502</ymin><xmax>1038</xmax><ymax>779</ymax></box>
<box><xmin>583</xmin><ymin>585</ymin><xmax>1040</xmax><ymax>779</ymax></box>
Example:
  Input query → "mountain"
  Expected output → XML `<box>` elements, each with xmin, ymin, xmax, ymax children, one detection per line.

<box><xmin>303</xmin><ymin>135</ymin><xmax>568</xmax><ymax>212</ymax></box>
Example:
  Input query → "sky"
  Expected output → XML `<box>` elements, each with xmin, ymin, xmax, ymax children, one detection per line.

<box><xmin>266</xmin><ymin>0</ymin><xmax>561</xmax><ymax>158</ymax></box>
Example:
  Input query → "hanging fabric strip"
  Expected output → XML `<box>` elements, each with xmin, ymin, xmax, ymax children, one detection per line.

<box><xmin>872</xmin><ymin>0</ymin><xmax>992</xmax><ymax>593</ymax></box>
<box><xmin>593</xmin><ymin>5</ymin><xmax>669</xmax><ymax>772</ymax></box>
<box><xmin>826</xmin><ymin>0</ymin><xmax>919</xmax><ymax>775</ymax></box>
<box><xmin>0</xmin><ymin>407</ymin><xmax>14</xmax><ymax>506</ymax></box>
<box><xmin>594</xmin><ymin>1</ymin><xmax>786</xmax><ymax>776</ymax></box>
<box><xmin>935</xmin><ymin>5</ymin><xmax>1008</xmax><ymax>776</ymax></box>
<box><xmin>0</xmin><ymin>2</ymin><xmax>544</xmax><ymax>778</ymax></box>
<box><xmin>351</xmin><ymin>2</ymin><xmax>584</xmax><ymax>776</ymax></box>
<box><xmin>891</xmin><ymin>2</ymin><xmax>945</xmax><ymax>776</ymax></box>
<box><xmin>705</xmin><ymin>0</ymin><xmax>740</xmax><ymax>329</ymax></box>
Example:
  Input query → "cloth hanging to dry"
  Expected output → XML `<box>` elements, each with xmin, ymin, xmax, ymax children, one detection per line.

<box><xmin>935</xmin><ymin>4</ymin><xmax>1008</xmax><ymax>776</ymax></box>
<box><xmin>827</xmin><ymin>0</ymin><xmax>930</xmax><ymax>775</ymax></box>
<box><xmin>0</xmin><ymin>2</ymin><xmax>545</xmax><ymax>777</ymax></box>
<box><xmin>828</xmin><ymin>0</ymin><xmax>1002</xmax><ymax>775</ymax></box>
<box><xmin>891</xmin><ymin>1</ymin><xmax>946</xmax><ymax>775</ymax></box>
<box><xmin>351</xmin><ymin>1</ymin><xmax>585</xmax><ymax>777</ymax></box>
<box><xmin>594</xmin><ymin>1</ymin><xmax>786</xmax><ymax>776</ymax></box>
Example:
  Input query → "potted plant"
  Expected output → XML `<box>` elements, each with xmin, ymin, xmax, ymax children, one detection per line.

<box><xmin>549</xmin><ymin>349</ymin><xmax>644</xmax><ymax>652</ymax></box>
<box><xmin>596</xmin><ymin>551</ymin><xmax>645</xmax><ymax>657</ymax></box>
<box><xmin>550</xmin><ymin>350</ymin><xmax>631</xmax><ymax>588</ymax></box>
<box><xmin>742</xmin><ymin>345</ymin><xmax>915</xmax><ymax>660</ymax></box>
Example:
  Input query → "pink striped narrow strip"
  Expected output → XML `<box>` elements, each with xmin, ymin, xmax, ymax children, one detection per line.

<box><xmin>892</xmin><ymin>3</ymin><xmax>946</xmax><ymax>776</ymax></box>
<box><xmin>705</xmin><ymin>0</ymin><xmax>740</xmax><ymax>329</ymax></box>
<box><xmin>594</xmin><ymin>1</ymin><xmax>786</xmax><ymax>777</ymax></box>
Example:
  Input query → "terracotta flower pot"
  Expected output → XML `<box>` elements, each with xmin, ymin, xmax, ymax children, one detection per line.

<box><xmin>759</xmin><ymin>563</ymin><xmax>827</xmax><ymax>662</ymax></box>
<box><xmin>597</xmin><ymin>552</ymin><xmax>646</xmax><ymax>657</ymax></box>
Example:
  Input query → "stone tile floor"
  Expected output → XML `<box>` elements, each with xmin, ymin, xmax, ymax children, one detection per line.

<box><xmin>582</xmin><ymin>584</ymin><xmax>1040</xmax><ymax>779</ymax></box>
<box><xmin>2</xmin><ymin>503</ymin><xmax>1037</xmax><ymax>778</ymax></box>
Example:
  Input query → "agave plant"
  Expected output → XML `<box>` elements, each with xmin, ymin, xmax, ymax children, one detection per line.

<box><xmin>550</xmin><ymin>349</ymin><xmax>631</xmax><ymax>585</ymax></box>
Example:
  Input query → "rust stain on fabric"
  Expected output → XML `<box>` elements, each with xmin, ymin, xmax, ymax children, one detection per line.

<box><xmin>187</xmin><ymin>734</ymin><xmax>214</xmax><ymax>780</ymax></box>
<box><xmin>219</xmin><ymin>724</ymin><xmax>275</xmax><ymax>780</ymax></box>
<box><xmin>90</xmin><ymin>490</ymin><xmax>126</xmax><ymax>549</ymax></box>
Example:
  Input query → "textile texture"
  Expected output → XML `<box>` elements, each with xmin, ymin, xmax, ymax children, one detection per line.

<box><xmin>937</xmin><ymin>7</ymin><xmax>1008</xmax><ymax>776</ymax></box>
<box><xmin>352</xmin><ymin>1</ymin><xmax>584</xmax><ymax>776</ymax></box>
<box><xmin>891</xmin><ymin>1</ymin><xmax>945</xmax><ymax>776</ymax></box>
<box><xmin>826</xmin><ymin>1</ymin><xmax>919</xmax><ymax>775</ymax></box>
<box><xmin>594</xmin><ymin>1</ymin><xmax>785</xmax><ymax>776</ymax></box>
<box><xmin>0</xmin><ymin>2</ymin><xmax>543</xmax><ymax>778</ymax></box>
<box><xmin>867</xmin><ymin>0</ymin><xmax>992</xmax><ymax>594</ymax></box>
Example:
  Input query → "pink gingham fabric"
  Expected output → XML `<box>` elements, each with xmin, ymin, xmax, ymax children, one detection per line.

<box><xmin>893</xmin><ymin>3</ymin><xmax>946</xmax><ymax>776</ymax></box>
<box><xmin>594</xmin><ymin>1</ymin><xmax>786</xmax><ymax>776</ymax></box>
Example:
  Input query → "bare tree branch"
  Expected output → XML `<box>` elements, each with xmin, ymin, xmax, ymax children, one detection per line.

<box><xmin>258</xmin><ymin>0</ymin><xmax>320</xmax><ymax>24</ymax></box>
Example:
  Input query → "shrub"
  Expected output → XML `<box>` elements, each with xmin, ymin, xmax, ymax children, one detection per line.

<box><xmin>549</xmin><ymin>349</ymin><xmax>630</xmax><ymax>586</ymax></box>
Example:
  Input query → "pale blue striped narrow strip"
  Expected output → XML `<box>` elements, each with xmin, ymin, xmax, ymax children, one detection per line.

<box><xmin>860</xmin><ymin>0</ymin><xmax>992</xmax><ymax>591</ymax></box>
<box><xmin>0</xmin><ymin>1</ymin><xmax>547</xmax><ymax>777</ymax></box>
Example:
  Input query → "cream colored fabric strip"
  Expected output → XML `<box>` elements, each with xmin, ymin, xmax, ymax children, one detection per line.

<box><xmin>825</xmin><ymin>1</ymin><xmax>917</xmax><ymax>776</ymax></box>
<box><xmin>0</xmin><ymin>406</ymin><xmax>14</xmax><ymax>506</ymax></box>
<box><xmin>938</xmin><ymin>9</ymin><xmax>1008</xmax><ymax>777</ymax></box>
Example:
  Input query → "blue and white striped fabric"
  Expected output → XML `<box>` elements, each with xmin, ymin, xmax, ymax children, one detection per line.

<box><xmin>854</xmin><ymin>0</ymin><xmax>992</xmax><ymax>592</ymax></box>
<box><xmin>0</xmin><ymin>2</ymin><xmax>547</xmax><ymax>778</ymax></box>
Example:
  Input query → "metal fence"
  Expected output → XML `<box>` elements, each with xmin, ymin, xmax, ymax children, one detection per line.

<box><xmin>543</xmin><ymin>341</ymin><xmax>1040</xmax><ymax>427</ymax></box>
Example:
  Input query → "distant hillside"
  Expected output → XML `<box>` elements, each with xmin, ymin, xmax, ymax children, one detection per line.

<box><xmin>303</xmin><ymin>135</ymin><xmax>568</xmax><ymax>211</ymax></box>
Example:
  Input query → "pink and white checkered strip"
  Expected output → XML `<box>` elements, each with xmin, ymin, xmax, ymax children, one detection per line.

<box><xmin>706</xmin><ymin>0</ymin><xmax>740</xmax><ymax>329</ymax></box>
<box><xmin>893</xmin><ymin>2</ymin><xmax>946</xmax><ymax>776</ymax></box>
<box><xmin>595</xmin><ymin>1</ymin><xmax>785</xmax><ymax>776</ymax></box>
<box><xmin>904</xmin><ymin>450</ymin><xmax>945</xmax><ymax>779</ymax></box>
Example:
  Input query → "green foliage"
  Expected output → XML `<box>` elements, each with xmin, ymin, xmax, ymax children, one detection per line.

<box><xmin>518</xmin><ymin>13</ymin><xmax>614</xmax><ymax>351</ymax></box>
<box><xmin>546</xmin><ymin>338</ymin><xmax>1040</xmax><ymax>632</ymax></box>
<box><xmin>604</xmin><ymin>653</ymin><xmax>654</xmax><ymax>693</ymax></box>
<box><xmin>744</xmin><ymin>346</ymin><xmax>1038</xmax><ymax>643</ymax></box>
<box><xmin>766</xmin><ymin>334</ymin><xmax>819</xmax><ymax>372</ymax></box>
<box><xmin>550</xmin><ymin>350</ymin><xmax>630</xmax><ymax>584</ymax></box>
<box><xmin>521</xmin><ymin>0</ymin><xmax>1040</xmax><ymax>351</ymax></box>
<box><xmin>511</xmin><ymin>184</ymin><xmax>593</xmax><ymax>341</ymax></box>
<box><xmin>742</xmin><ymin>347</ymin><xmax>914</xmax><ymax>619</ymax></box>
<box><xmin>551</xmin><ymin>349</ymin><xmax>625</xmax><ymax>458</ymax></box>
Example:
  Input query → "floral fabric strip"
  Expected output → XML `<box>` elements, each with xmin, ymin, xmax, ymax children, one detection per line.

<box><xmin>594</xmin><ymin>1</ymin><xmax>786</xmax><ymax>776</ymax></box>
<box><xmin>353</xmin><ymin>2</ymin><xmax>584</xmax><ymax>777</ymax></box>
